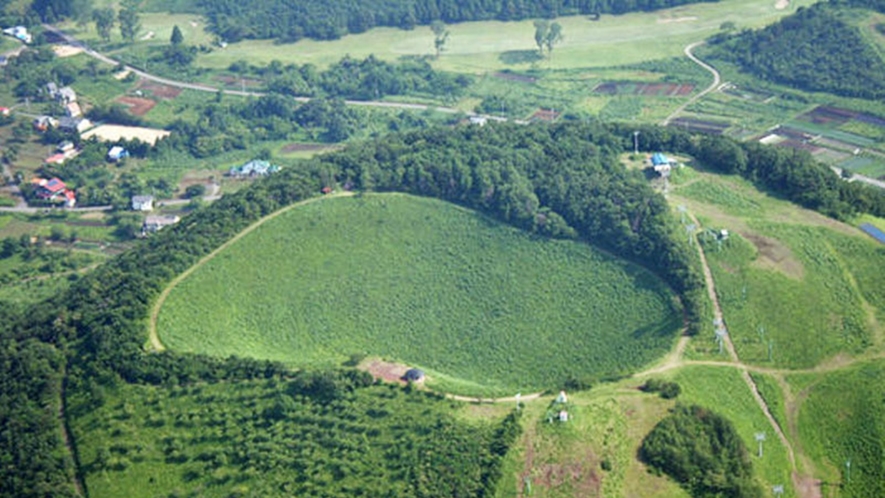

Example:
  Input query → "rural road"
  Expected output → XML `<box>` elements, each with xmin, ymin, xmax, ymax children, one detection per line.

<box><xmin>662</xmin><ymin>41</ymin><xmax>722</xmax><ymax>126</ymax></box>
<box><xmin>40</xmin><ymin>24</ymin><xmax>512</xmax><ymax>122</ymax></box>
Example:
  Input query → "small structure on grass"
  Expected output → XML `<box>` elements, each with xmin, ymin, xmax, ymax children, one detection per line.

<box><xmin>33</xmin><ymin>115</ymin><xmax>58</xmax><ymax>132</ymax></box>
<box><xmin>468</xmin><ymin>115</ymin><xmax>488</xmax><ymax>126</ymax></box>
<box><xmin>107</xmin><ymin>146</ymin><xmax>130</xmax><ymax>162</ymax></box>
<box><xmin>3</xmin><ymin>26</ymin><xmax>31</xmax><ymax>44</ymax></box>
<box><xmin>556</xmin><ymin>390</ymin><xmax>568</xmax><ymax>403</ymax></box>
<box><xmin>402</xmin><ymin>368</ymin><xmax>425</xmax><ymax>383</ymax></box>
<box><xmin>558</xmin><ymin>410</ymin><xmax>569</xmax><ymax>422</ymax></box>
<box><xmin>651</xmin><ymin>153</ymin><xmax>675</xmax><ymax>176</ymax></box>
<box><xmin>131</xmin><ymin>195</ymin><xmax>154</xmax><ymax>211</ymax></box>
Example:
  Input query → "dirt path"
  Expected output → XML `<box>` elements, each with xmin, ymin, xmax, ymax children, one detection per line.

<box><xmin>662</xmin><ymin>42</ymin><xmax>722</xmax><ymax>126</ymax></box>
<box><xmin>146</xmin><ymin>191</ymin><xmax>353</xmax><ymax>351</ymax></box>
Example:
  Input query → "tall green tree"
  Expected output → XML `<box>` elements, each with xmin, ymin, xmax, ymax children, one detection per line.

<box><xmin>533</xmin><ymin>19</ymin><xmax>549</xmax><ymax>55</ymax></box>
<box><xmin>545</xmin><ymin>22</ymin><xmax>563</xmax><ymax>57</ymax></box>
<box><xmin>170</xmin><ymin>25</ymin><xmax>184</xmax><ymax>45</ymax></box>
<box><xmin>118</xmin><ymin>0</ymin><xmax>141</xmax><ymax>42</ymax></box>
<box><xmin>92</xmin><ymin>8</ymin><xmax>115</xmax><ymax>42</ymax></box>
<box><xmin>430</xmin><ymin>20</ymin><xmax>449</xmax><ymax>58</ymax></box>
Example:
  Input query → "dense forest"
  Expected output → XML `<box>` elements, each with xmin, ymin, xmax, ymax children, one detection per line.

<box><xmin>3</xmin><ymin>119</ymin><xmax>885</xmax><ymax>495</ymax></box>
<box><xmin>197</xmin><ymin>0</ymin><xmax>719</xmax><ymax>42</ymax></box>
<box><xmin>708</xmin><ymin>1</ymin><xmax>885</xmax><ymax>99</ymax></box>
<box><xmin>640</xmin><ymin>404</ymin><xmax>761</xmax><ymax>498</ymax></box>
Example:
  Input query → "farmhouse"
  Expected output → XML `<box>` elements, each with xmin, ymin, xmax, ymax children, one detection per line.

<box><xmin>58</xmin><ymin>117</ymin><xmax>92</xmax><ymax>134</ymax></box>
<box><xmin>45</xmin><ymin>82</ymin><xmax>58</xmax><ymax>99</ymax></box>
<box><xmin>143</xmin><ymin>215</ymin><xmax>180</xmax><ymax>234</ymax></box>
<box><xmin>131</xmin><ymin>195</ymin><xmax>154</xmax><ymax>211</ymax></box>
<box><xmin>31</xmin><ymin>177</ymin><xmax>76</xmax><ymax>207</ymax></box>
<box><xmin>403</xmin><ymin>369</ymin><xmax>425</xmax><ymax>383</ymax></box>
<box><xmin>57</xmin><ymin>140</ymin><xmax>75</xmax><ymax>153</ymax></box>
<box><xmin>651</xmin><ymin>153</ymin><xmax>675</xmax><ymax>176</ymax></box>
<box><xmin>65</xmin><ymin>102</ymin><xmax>82</xmax><ymax>118</ymax></box>
<box><xmin>57</xmin><ymin>87</ymin><xmax>77</xmax><ymax>104</ymax></box>
<box><xmin>228</xmin><ymin>159</ymin><xmax>280</xmax><ymax>178</ymax></box>
<box><xmin>44</xmin><ymin>153</ymin><xmax>67</xmax><ymax>164</ymax></box>
<box><xmin>33</xmin><ymin>115</ymin><xmax>58</xmax><ymax>131</ymax></box>
<box><xmin>107</xmin><ymin>146</ymin><xmax>129</xmax><ymax>162</ymax></box>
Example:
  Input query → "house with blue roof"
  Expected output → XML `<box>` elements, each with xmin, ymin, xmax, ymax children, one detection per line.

<box><xmin>650</xmin><ymin>153</ymin><xmax>675</xmax><ymax>176</ymax></box>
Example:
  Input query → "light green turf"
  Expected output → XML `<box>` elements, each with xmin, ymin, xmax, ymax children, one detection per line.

<box><xmin>195</xmin><ymin>0</ymin><xmax>819</xmax><ymax>71</ymax></box>
<box><xmin>157</xmin><ymin>193</ymin><xmax>681</xmax><ymax>397</ymax></box>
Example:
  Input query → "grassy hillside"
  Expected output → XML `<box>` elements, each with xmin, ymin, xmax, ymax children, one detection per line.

<box><xmin>669</xmin><ymin>167</ymin><xmax>885</xmax><ymax>368</ymax></box>
<box><xmin>793</xmin><ymin>360</ymin><xmax>885</xmax><ymax>497</ymax></box>
<box><xmin>157</xmin><ymin>193</ymin><xmax>681</xmax><ymax>396</ymax></box>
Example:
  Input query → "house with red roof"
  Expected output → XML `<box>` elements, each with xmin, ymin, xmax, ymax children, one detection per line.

<box><xmin>31</xmin><ymin>177</ymin><xmax>76</xmax><ymax>207</ymax></box>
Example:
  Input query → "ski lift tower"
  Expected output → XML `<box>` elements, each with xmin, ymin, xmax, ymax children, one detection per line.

<box><xmin>754</xmin><ymin>432</ymin><xmax>766</xmax><ymax>457</ymax></box>
<box><xmin>714</xmin><ymin>327</ymin><xmax>728</xmax><ymax>355</ymax></box>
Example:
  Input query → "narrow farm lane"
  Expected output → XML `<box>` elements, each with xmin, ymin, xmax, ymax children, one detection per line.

<box><xmin>662</xmin><ymin>41</ymin><xmax>722</xmax><ymax>126</ymax></box>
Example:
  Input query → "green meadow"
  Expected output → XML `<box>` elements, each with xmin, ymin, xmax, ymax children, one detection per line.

<box><xmin>194</xmin><ymin>0</ymin><xmax>818</xmax><ymax>72</ymax></box>
<box><xmin>157</xmin><ymin>193</ymin><xmax>681</xmax><ymax>396</ymax></box>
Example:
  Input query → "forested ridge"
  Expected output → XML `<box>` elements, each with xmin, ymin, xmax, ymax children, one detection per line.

<box><xmin>708</xmin><ymin>1</ymin><xmax>885</xmax><ymax>99</ymax></box>
<box><xmin>197</xmin><ymin>0</ymin><xmax>719</xmax><ymax>42</ymax></box>
<box><xmin>2</xmin><ymin>121</ymin><xmax>885</xmax><ymax>496</ymax></box>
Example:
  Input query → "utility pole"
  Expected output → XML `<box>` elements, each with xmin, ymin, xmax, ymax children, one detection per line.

<box><xmin>633</xmin><ymin>130</ymin><xmax>640</xmax><ymax>155</ymax></box>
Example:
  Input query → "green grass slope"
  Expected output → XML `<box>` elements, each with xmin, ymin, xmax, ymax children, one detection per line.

<box><xmin>157</xmin><ymin>193</ymin><xmax>681</xmax><ymax>396</ymax></box>
<box><xmin>671</xmin><ymin>170</ymin><xmax>885</xmax><ymax>369</ymax></box>
<box><xmin>794</xmin><ymin>360</ymin><xmax>885</xmax><ymax>497</ymax></box>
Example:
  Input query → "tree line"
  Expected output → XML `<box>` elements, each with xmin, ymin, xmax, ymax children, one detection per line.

<box><xmin>707</xmin><ymin>1</ymin><xmax>885</xmax><ymax>99</ymax></box>
<box><xmin>198</xmin><ymin>0</ymin><xmax>720</xmax><ymax>42</ymax></box>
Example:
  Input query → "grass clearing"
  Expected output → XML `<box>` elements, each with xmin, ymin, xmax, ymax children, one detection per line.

<box><xmin>194</xmin><ymin>0</ymin><xmax>817</xmax><ymax>72</ymax></box>
<box><xmin>157</xmin><ymin>193</ymin><xmax>681</xmax><ymax>397</ymax></box>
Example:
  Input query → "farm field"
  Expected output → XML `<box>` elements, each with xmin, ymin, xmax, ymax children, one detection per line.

<box><xmin>669</xmin><ymin>167</ymin><xmax>885</xmax><ymax>369</ymax></box>
<box><xmin>157</xmin><ymin>193</ymin><xmax>682</xmax><ymax>397</ymax></box>
<box><xmin>192</xmin><ymin>0</ymin><xmax>817</xmax><ymax>72</ymax></box>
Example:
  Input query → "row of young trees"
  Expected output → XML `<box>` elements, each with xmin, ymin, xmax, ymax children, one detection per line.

<box><xmin>199</xmin><ymin>0</ymin><xmax>720</xmax><ymax>42</ymax></box>
<box><xmin>708</xmin><ymin>1</ymin><xmax>885</xmax><ymax>99</ymax></box>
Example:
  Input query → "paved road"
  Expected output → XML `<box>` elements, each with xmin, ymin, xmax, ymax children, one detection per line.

<box><xmin>830</xmin><ymin>165</ymin><xmax>885</xmax><ymax>190</ymax></box>
<box><xmin>662</xmin><ymin>41</ymin><xmax>722</xmax><ymax>126</ymax></box>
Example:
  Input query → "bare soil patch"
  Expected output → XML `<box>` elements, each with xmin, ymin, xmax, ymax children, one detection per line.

<box><xmin>81</xmin><ymin>124</ymin><xmax>171</xmax><ymax>145</ymax></box>
<box><xmin>743</xmin><ymin>231</ymin><xmax>805</xmax><ymax>279</ymax></box>
<box><xmin>137</xmin><ymin>80</ymin><xmax>182</xmax><ymax>100</ymax></box>
<box><xmin>52</xmin><ymin>45</ymin><xmax>83</xmax><ymax>58</ymax></box>
<box><xmin>360</xmin><ymin>359</ymin><xmax>410</xmax><ymax>385</ymax></box>
<box><xmin>116</xmin><ymin>96</ymin><xmax>156</xmax><ymax>116</ymax></box>
<box><xmin>792</xmin><ymin>472</ymin><xmax>822</xmax><ymax>498</ymax></box>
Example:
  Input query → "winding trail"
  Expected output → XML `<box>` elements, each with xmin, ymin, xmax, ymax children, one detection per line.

<box><xmin>147</xmin><ymin>191</ymin><xmax>353</xmax><ymax>351</ymax></box>
<box><xmin>662</xmin><ymin>41</ymin><xmax>722</xmax><ymax>126</ymax></box>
